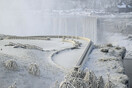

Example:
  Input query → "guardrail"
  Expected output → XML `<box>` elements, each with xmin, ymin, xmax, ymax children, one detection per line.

<box><xmin>76</xmin><ymin>41</ymin><xmax>93</xmax><ymax>67</ymax></box>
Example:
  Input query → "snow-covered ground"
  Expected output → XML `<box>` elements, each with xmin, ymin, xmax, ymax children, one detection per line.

<box><xmin>0</xmin><ymin>35</ymin><xmax>129</xmax><ymax>88</ymax></box>
<box><xmin>0</xmin><ymin>36</ymin><xmax>89</xmax><ymax>88</ymax></box>
<box><xmin>84</xmin><ymin>44</ymin><xmax>128</xmax><ymax>88</ymax></box>
<box><xmin>52</xmin><ymin>39</ymin><xmax>88</xmax><ymax>69</ymax></box>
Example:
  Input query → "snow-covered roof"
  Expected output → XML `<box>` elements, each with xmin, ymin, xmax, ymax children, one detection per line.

<box><xmin>117</xmin><ymin>2</ymin><xmax>127</xmax><ymax>8</ymax></box>
<box><xmin>128</xmin><ymin>5</ymin><xmax>132</xmax><ymax>8</ymax></box>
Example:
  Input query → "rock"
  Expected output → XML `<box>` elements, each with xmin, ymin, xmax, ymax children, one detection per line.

<box><xmin>115</xmin><ymin>46</ymin><xmax>121</xmax><ymax>50</ymax></box>
<box><xmin>0</xmin><ymin>37</ymin><xmax>3</xmax><ymax>40</ymax></box>
<box><xmin>28</xmin><ymin>63</ymin><xmax>40</xmax><ymax>76</ymax></box>
<box><xmin>101</xmin><ymin>48</ymin><xmax>109</xmax><ymax>53</ymax></box>
<box><xmin>4</xmin><ymin>60</ymin><xmax>18</xmax><ymax>70</ymax></box>
<box><xmin>106</xmin><ymin>44</ymin><xmax>113</xmax><ymax>47</ymax></box>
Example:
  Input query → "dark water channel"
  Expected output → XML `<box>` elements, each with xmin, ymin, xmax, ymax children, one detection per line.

<box><xmin>123</xmin><ymin>58</ymin><xmax>132</xmax><ymax>88</ymax></box>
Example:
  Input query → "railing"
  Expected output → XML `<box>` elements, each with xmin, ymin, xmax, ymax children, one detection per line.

<box><xmin>76</xmin><ymin>41</ymin><xmax>93</xmax><ymax>67</ymax></box>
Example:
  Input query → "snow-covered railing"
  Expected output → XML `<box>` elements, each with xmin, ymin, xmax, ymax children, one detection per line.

<box><xmin>76</xmin><ymin>40</ymin><xmax>93</xmax><ymax>67</ymax></box>
<box><xmin>5</xmin><ymin>35</ymin><xmax>90</xmax><ymax>41</ymax></box>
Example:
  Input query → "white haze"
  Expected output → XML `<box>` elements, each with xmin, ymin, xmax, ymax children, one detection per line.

<box><xmin>0</xmin><ymin>0</ymin><xmax>52</xmax><ymax>36</ymax></box>
<box><xmin>0</xmin><ymin>0</ymin><xmax>123</xmax><ymax>36</ymax></box>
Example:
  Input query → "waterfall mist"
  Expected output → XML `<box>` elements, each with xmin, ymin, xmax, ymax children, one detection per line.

<box><xmin>0</xmin><ymin>0</ymin><xmax>124</xmax><ymax>42</ymax></box>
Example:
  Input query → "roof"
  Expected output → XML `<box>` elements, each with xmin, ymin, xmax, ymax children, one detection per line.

<box><xmin>117</xmin><ymin>2</ymin><xmax>127</xmax><ymax>8</ymax></box>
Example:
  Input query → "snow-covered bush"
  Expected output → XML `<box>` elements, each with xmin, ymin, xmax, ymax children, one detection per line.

<box><xmin>4</xmin><ymin>60</ymin><xmax>18</xmax><ymax>70</ymax></box>
<box><xmin>5</xmin><ymin>42</ymin><xmax>16</xmax><ymax>46</ymax></box>
<box><xmin>58</xmin><ymin>67</ymin><xmax>119</xmax><ymax>88</ymax></box>
<box><xmin>28</xmin><ymin>63</ymin><xmax>40</xmax><ymax>76</ymax></box>
<box><xmin>8</xmin><ymin>82</ymin><xmax>17</xmax><ymax>88</ymax></box>
<box><xmin>5</xmin><ymin>42</ymin><xmax>43</xmax><ymax>51</ymax></box>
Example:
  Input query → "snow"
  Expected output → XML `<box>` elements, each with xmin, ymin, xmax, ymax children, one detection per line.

<box><xmin>101</xmin><ymin>33</ymin><xmax>132</xmax><ymax>58</ymax></box>
<box><xmin>52</xmin><ymin>39</ymin><xmax>88</xmax><ymax>69</ymax></box>
<box><xmin>117</xmin><ymin>3</ymin><xmax>127</xmax><ymax>8</ymax></box>
<box><xmin>0</xmin><ymin>37</ymin><xmax>89</xmax><ymax>88</ymax></box>
<box><xmin>0</xmin><ymin>39</ymin><xmax>73</xmax><ymax>57</ymax></box>
<box><xmin>128</xmin><ymin>5</ymin><xmax>132</xmax><ymax>8</ymax></box>
<box><xmin>84</xmin><ymin>44</ymin><xmax>128</xmax><ymax>88</ymax></box>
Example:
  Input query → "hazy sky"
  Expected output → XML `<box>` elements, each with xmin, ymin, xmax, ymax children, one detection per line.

<box><xmin>0</xmin><ymin>0</ymin><xmax>97</xmax><ymax>39</ymax></box>
<box><xmin>0</xmin><ymin>0</ymin><xmax>53</xmax><ymax>36</ymax></box>
<box><xmin>0</xmin><ymin>0</ymin><xmax>77</xmax><ymax>36</ymax></box>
